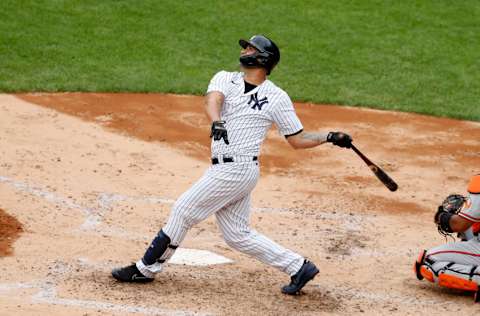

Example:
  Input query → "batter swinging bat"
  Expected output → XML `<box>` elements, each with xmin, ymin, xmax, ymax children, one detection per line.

<box><xmin>351</xmin><ymin>144</ymin><xmax>398</xmax><ymax>192</ymax></box>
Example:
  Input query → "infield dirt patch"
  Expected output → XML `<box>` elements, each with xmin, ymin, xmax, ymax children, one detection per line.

<box><xmin>0</xmin><ymin>208</ymin><xmax>23</xmax><ymax>256</ymax></box>
<box><xmin>0</xmin><ymin>93</ymin><xmax>478</xmax><ymax>315</ymax></box>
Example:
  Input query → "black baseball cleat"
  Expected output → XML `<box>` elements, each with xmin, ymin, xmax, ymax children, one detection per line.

<box><xmin>111</xmin><ymin>263</ymin><xmax>154</xmax><ymax>283</ymax></box>
<box><xmin>281</xmin><ymin>260</ymin><xmax>319</xmax><ymax>295</ymax></box>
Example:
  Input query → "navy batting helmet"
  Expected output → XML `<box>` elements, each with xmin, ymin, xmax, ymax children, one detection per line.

<box><xmin>239</xmin><ymin>35</ymin><xmax>280</xmax><ymax>75</ymax></box>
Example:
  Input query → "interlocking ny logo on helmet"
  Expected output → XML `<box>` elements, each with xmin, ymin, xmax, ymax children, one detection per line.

<box><xmin>239</xmin><ymin>35</ymin><xmax>280</xmax><ymax>75</ymax></box>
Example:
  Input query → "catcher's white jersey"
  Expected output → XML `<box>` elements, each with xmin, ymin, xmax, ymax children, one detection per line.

<box><xmin>207</xmin><ymin>71</ymin><xmax>303</xmax><ymax>157</ymax></box>
<box><xmin>458</xmin><ymin>175</ymin><xmax>480</xmax><ymax>223</ymax></box>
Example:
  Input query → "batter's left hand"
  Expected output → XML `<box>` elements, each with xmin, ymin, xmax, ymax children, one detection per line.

<box><xmin>210</xmin><ymin>120</ymin><xmax>229</xmax><ymax>145</ymax></box>
<box><xmin>327</xmin><ymin>131</ymin><xmax>352</xmax><ymax>148</ymax></box>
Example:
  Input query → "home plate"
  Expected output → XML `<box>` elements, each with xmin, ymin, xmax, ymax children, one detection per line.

<box><xmin>169</xmin><ymin>248</ymin><xmax>233</xmax><ymax>266</ymax></box>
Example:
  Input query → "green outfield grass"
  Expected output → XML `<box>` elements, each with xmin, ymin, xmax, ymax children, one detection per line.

<box><xmin>0</xmin><ymin>0</ymin><xmax>479</xmax><ymax>121</ymax></box>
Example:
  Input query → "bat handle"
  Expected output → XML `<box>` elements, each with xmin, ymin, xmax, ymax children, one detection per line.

<box><xmin>350</xmin><ymin>144</ymin><xmax>368</xmax><ymax>162</ymax></box>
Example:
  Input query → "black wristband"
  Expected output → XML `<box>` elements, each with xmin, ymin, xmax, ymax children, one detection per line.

<box><xmin>439</xmin><ymin>212</ymin><xmax>454</xmax><ymax>233</ymax></box>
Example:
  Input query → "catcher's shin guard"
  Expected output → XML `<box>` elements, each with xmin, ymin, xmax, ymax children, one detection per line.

<box><xmin>415</xmin><ymin>252</ymin><xmax>480</xmax><ymax>302</ymax></box>
<box><xmin>437</xmin><ymin>273</ymin><xmax>478</xmax><ymax>292</ymax></box>
<box><xmin>433</xmin><ymin>262</ymin><xmax>480</xmax><ymax>294</ymax></box>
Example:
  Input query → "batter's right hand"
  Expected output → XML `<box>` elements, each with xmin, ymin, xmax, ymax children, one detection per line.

<box><xmin>327</xmin><ymin>131</ymin><xmax>352</xmax><ymax>148</ymax></box>
<box><xmin>210</xmin><ymin>120</ymin><xmax>229</xmax><ymax>145</ymax></box>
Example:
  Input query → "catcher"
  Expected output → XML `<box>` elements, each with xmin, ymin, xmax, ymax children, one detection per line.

<box><xmin>414</xmin><ymin>174</ymin><xmax>480</xmax><ymax>301</ymax></box>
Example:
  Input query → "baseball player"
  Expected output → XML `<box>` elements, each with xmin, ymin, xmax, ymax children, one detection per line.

<box><xmin>415</xmin><ymin>174</ymin><xmax>480</xmax><ymax>301</ymax></box>
<box><xmin>112</xmin><ymin>35</ymin><xmax>353</xmax><ymax>295</ymax></box>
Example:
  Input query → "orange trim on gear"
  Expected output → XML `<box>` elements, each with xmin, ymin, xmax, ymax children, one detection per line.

<box><xmin>468</xmin><ymin>175</ymin><xmax>480</xmax><ymax>194</ymax></box>
<box><xmin>420</xmin><ymin>266</ymin><xmax>434</xmax><ymax>282</ymax></box>
<box><xmin>473</xmin><ymin>223</ymin><xmax>480</xmax><ymax>234</ymax></box>
<box><xmin>438</xmin><ymin>273</ymin><xmax>478</xmax><ymax>291</ymax></box>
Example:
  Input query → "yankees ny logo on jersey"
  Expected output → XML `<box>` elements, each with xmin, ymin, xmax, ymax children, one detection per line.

<box><xmin>248</xmin><ymin>92</ymin><xmax>268</xmax><ymax>110</ymax></box>
<box><xmin>206</xmin><ymin>71</ymin><xmax>304</xmax><ymax>158</ymax></box>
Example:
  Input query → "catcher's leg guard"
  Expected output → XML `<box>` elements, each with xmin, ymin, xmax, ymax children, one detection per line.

<box><xmin>420</xmin><ymin>265</ymin><xmax>435</xmax><ymax>282</ymax></box>
<box><xmin>433</xmin><ymin>262</ymin><xmax>480</xmax><ymax>292</ymax></box>
<box><xmin>423</xmin><ymin>259</ymin><xmax>480</xmax><ymax>302</ymax></box>
<box><xmin>437</xmin><ymin>273</ymin><xmax>478</xmax><ymax>292</ymax></box>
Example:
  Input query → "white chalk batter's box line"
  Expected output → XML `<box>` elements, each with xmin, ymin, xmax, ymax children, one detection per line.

<box><xmin>0</xmin><ymin>174</ymin><xmax>387</xmax><ymax>262</ymax></box>
<box><xmin>1</xmin><ymin>173</ymin><xmax>397</xmax><ymax>269</ymax></box>
<box><xmin>0</xmin><ymin>174</ymin><xmax>371</xmax><ymax>233</ymax></box>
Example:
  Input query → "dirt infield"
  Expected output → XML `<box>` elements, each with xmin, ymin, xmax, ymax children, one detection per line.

<box><xmin>0</xmin><ymin>93</ymin><xmax>479</xmax><ymax>315</ymax></box>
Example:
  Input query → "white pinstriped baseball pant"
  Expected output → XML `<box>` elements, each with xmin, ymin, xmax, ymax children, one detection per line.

<box><xmin>162</xmin><ymin>159</ymin><xmax>304</xmax><ymax>276</ymax></box>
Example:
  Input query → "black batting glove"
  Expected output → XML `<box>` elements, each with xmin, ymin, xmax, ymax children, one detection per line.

<box><xmin>327</xmin><ymin>131</ymin><xmax>352</xmax><ymax>148</ymax></box>
<box><xmin>210</xmin><ymin>120</ymin><xmax>229</xmax><ymax>145</ymax></box>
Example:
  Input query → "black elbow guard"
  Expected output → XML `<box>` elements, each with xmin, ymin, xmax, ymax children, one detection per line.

<box><xmin>439</xmin><ymin>212</ymin><xmax>454</xmax><ymax>233</ymax></box>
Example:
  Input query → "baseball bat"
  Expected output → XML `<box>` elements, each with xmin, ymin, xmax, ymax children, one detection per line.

<box><xmin>350</xmin><ymin>144</ymin><xmax>398</xmax><ymax>192</ymax></box>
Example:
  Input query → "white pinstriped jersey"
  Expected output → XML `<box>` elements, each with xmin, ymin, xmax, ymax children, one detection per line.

<box><xmin>207</xmin><ymin>71</ymin><xmax>303</xmax><ymax>157</ymax></box>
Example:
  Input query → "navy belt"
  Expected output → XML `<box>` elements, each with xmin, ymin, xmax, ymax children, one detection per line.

<box><xmin>212</xmin><ymin>156</ymin><xmax>258</xmax><ymax>164</ymax></box>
